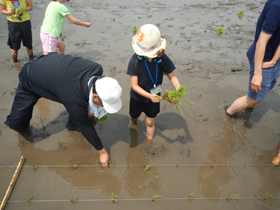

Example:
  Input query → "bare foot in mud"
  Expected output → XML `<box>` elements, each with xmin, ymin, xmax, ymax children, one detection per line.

<box><xmin>272</xmin><ymin>151</ymin><xmax>280</xmax><ymax>166</ymax></box>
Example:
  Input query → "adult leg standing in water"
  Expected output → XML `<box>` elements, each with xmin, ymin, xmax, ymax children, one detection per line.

<box><xmin>227</xmin><ymin>0</ymin><xmax>280</xmax><ymax>117</ymax></box>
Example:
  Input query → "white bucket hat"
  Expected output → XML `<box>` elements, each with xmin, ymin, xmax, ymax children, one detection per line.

<box><xmin>96</xmin><ymin>77</ymin><xmax>122</xmax><ymax>113</ymax></box>
<box><xmin>132</xmin><ymin>24</ymin><xmax>166</xmax><ymax>58</ymax></box>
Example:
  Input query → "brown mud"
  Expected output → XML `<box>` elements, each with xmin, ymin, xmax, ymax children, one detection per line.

<box><xmin>0</xmin><ymin>0</ymin><xmax>280</xmax><ymax>209</ymax></box>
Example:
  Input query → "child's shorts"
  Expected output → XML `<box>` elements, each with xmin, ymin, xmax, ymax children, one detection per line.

<box><xmin>247</xmin><ymin>58</ymin><xmax>280</xmax><ymax>100</ymax></box>
<box><xmin>129</xmin><ymin>98</ymin><xmax>160</xmax><ymax>119</ymax></box>
<box><xmin>7</xmin><ymin>20</ymin><xmax>33</xmax><ymax>50</ymax></box>
<box><xmin>40</xmin><ymin>32</ymin><xmax>61</xmax><ymax>53</ymax></box>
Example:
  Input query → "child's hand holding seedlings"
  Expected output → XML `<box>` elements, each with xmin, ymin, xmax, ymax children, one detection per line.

<box><xmin>150</xmin><ymin>94</ymin><xmax>162</xmax><ymax>103</ymax></box>
<box><xmin>8</xmin><ymin>8</ymin><xmax>15</xmax><ymax>16</ymax></box>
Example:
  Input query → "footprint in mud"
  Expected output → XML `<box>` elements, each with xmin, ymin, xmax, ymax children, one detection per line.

<box><xmin>142</xmin><ymin>144</ymin><xmax>166</xmax><ymax>159</ymax></box>
<box><xmin>180</xmin><ymin>148</ymin><xmax>190</xmax><ymax>158</ymax></box>
<box><xmin>2</xmin><ymin>87</ymin><xmax>16</xmax><ymax>96</ymax></box>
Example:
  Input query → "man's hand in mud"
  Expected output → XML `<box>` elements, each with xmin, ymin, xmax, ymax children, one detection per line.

<box><xmin>250</xmin><ymin>74</ymin><xmax>262</xmax><ymax>93</ymax></box>
<box><xmin>98</xmin><ymin>148</ymin><xmax>109</xmax><ymax>167</ymax></box>
<box><xmin>272</xmin><ymin>153</ymin><xmax>280</xmax><ymax>166</ymax></box>
<box><xmin>262</xmin><ymin>61</ymin><xmax>276</xmax><ymax>69</ymax></box>
<box><xmin>150</xmin><ymin>94</ymin><xmax>162</xmax><ymax>103</ymax></box>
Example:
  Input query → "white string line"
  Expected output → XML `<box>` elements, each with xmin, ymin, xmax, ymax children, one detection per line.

<box><xmin>2</xmin><ymin>197</ymin><xmax>280</xmax><ymax>203</ymax></box>
<box><xmin>0</xmin><ymin>164</ymin><xmax>277</xmax><ymax>168</ymax></box>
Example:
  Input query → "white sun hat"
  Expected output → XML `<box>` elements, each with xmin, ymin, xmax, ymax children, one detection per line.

<box><xmin>96</xmin><ymin>77</ymin><xmax>122</xmax><ymax>113</ymax></box>
<box><xmin>132</xmin><ymin>24</ymin><xmax>166</xmax><ymax>58</ymax></box>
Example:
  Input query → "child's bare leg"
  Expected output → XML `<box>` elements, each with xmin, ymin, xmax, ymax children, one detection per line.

<box><xmin>57</xmin><ymin>41</ymin><xmax>65</xmax><ymax>54</ymax></box>
<box><xmin>11</xmin><ymin>49</ymin><xmax>18</xmax><ymax>63</ymax></box>
<box><xmin>130</xmin><ymin>117</ymin><xmax>138</xmax><ymax>125</ymax></box>
<box><xmin>145</xmin><ymin>116</ymin><xmax>155</xmax><ymax>140</ymax></box>
<box><xmin>272</xmin><ymin>150</ymin><xmax>280</xmax><ymax>165</ymax></box>
<box><xmin>26</xmin><ymin>48</ymin><xmax>33</xmax><ymax>59</ymax></box>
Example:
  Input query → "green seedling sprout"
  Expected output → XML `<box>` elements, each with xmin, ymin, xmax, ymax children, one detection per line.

<box><xmin>237</xmin><ymin>10</ymin><xmax>245</xmax><ymax>19</ymax></box>
<box><xmin>228</xmin><ymin>193</ymin><xmax>240</xmax><ymax>202</ymax></box>
<box><xmin>132</xmin><ymin>25</ymin><xmax>137</xmax><ymax>33</ymax></box>
<box><xmin>160</xmin><ymin>85</ymin><xmax>193</xmax><ymax>115</ymax></box>
<box><xmin>110</xmin><ymin>192</ymin><xmax>118</xmax><ymax>203</ymax></box>
<box><xmin>32</xmin><ymin>165</ymin><xmax>37</xmax><ymax>170</ymax></box>
<box><xmin>71</xmin><ymin>164</ymin><xmax>78</xmax><ymax>170</ymax></box>
<box><xmin>151</xmin><ymin>195</ymin><xmax>162</xmax><ymax>201</ymax></box>
<box><xmin>215</xmin><ymin>28</ymin><xmax>223</xmax><ymax>35</ymax></box>
<box><xmin>144</xmin><ymin>165</ymin><xmax>150</xmax><ymax>171</ymax></box>
<box><xmin>262</xmin><ymin>192</ymin><xmax>274</xmax><ymax>200</ymax></box>
<box><xmin>189</xmin><ymin>193</ymin><xmax>195</xmax><ymax>199</ymax></box>
<box><xmin>108</xmin><ymin>160</ymin><xmax>113</xmax><ymax>168</ymax></box>
<box><xmin>27</xmin><ymin>193</ymin><xmax>36</xmax><ymax>202</ymax></box>
<box><xmin>69</xmin><ymin>197</ymin><xmax>76</xmax><ymax>203</ymax></box>
<box><xmin>96</xmin><ymin>114</ymin><xmax>108</xmax><ymax>122</ymax></box>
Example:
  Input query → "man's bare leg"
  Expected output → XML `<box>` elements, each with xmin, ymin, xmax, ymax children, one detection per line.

<box><xmin>227</xmin><ymin>95</ymin><xmax>260</xmax><ymax>116</ymax></box>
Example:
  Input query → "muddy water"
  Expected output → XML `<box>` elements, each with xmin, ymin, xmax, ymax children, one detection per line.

<box><xmin>1</xmin><ymin>0</ymin><xmax>280</xmax><ymax>209</ymax></box>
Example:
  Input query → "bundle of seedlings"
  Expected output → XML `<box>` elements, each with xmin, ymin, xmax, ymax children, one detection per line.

<box><xmin>154</xmin><ymin>85</ymin><xmax>193</xmax><ymax>115</ymax></box>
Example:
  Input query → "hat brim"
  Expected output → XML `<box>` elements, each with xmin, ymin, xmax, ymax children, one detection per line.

<box><xmin>102</xmin><ymin>98</ymin><xmax>122</xmax><ymax>114</ymax></box>
<box><xmin>132</xmin><ymin>35</ymin><xmax>166</xmax><ymax>58</ymax></box>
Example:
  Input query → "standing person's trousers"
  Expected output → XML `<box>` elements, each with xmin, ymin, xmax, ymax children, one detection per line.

<box><xmin>5</xmin><ymin>62</ymin><xmax>41</xmax><ymax>132</ymax></box>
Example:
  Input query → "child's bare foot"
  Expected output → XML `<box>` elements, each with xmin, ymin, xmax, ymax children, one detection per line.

<box><xmin>262</xmin><ymin>61</ymin><xmax>276</xmax><ymax>69</ymax></box>
<box><xmin>272</xmin><ymin>154</ymin><xmax>280</xmax><ymax>166</ymax></box>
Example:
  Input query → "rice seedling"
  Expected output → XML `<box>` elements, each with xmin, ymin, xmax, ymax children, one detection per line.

<box><xmin>189</xmin><ymin>193</ymin><xmax>195</xmax><ymax>199</ymax></box>
<box><xmin>228</xmin><ymin>193</ymin><xmax>240</xmax><ymax>202</ymax></box>
<box><xmin>110</xmin><ymin>192</ymin><xmax>118</xmax><ymax>203</ymax></box>
<box><xmin>237</xmin><ymin>10</ymin><xmax>245</xmax><ymax>19</ymax></box>
<box><xmin>151</xmin><ymin>195</ymin><xmax>162</xmax><ymax>201</ymax></box>
<box><xmin>69</xmin><ymin>197</ymin><xmax>76</xmax><ymax>203</ymax></box>
<box><xmin>96</xmin><ymin>114</ymin><xmax>108</xmax><ymax>122</ymax></box>
<box><xmin>26</xmin><ymin>193</ymin><xmax>36</xmax><ymax>202</ymax></box>
<box><xmin>262</xmin><ymin>192</ymin><xmax>274</xmax><ymax>200</ymax></box>
<box><xmin>215</xmin><ymin>28</ymin><xmax>223</xmax><ymax>35</ymax></box>
<box><xmin>132</xmin><ymin>25</ymin><xmax>137</xmax><ymax>33</ymax></box>
<box><xmin>71</xmin><ymin>164</ymin><xmax>78</xmax><ymax>170</ymax></box>
<box><xmin>144</xmin><ymin>165</ymin><xmax>150</xmax><ymax>171</ymax></box>
<box><xmin>159</xmin><ymin>85</ymin><xmax>193</xmax><ymax>115</ymax></box>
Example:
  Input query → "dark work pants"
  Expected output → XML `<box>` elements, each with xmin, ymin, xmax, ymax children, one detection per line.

<box><xmin>5</xmin><ymin>62</ymin><xmax>40</xmax><ymax>132</ymax></box>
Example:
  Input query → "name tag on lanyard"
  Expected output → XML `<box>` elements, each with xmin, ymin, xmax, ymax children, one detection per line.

<box><xmin>150</xmin><ymin>84</ymin><xmax>162</xmax><ymax>94</ymax></box>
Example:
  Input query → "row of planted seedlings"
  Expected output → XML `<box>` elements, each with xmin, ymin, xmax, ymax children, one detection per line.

<box><xmin>27</xmin><ymin>163</ymin><xmax>275</xmax><ymax>204</ymax></box>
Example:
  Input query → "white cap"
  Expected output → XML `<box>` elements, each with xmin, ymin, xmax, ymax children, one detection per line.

<box><xmin>95</xmin><ymin>77</ymin><xmax>122</xmax><ymax>113</ymax></box>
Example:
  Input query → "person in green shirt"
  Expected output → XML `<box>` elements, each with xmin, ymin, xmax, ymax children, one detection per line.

<box><xmin>40</xmin><ymin>0</ymin><xmax>91</xmax><ymax>55</ymax></box>
<box><xmin>0</xmin><ymin>0</ymin><xmax>34</xmax><ymax>63</ymax></box>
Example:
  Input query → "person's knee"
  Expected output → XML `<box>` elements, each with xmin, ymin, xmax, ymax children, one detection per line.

<box><xmin>59</xmin><ymin>42</ymin><xmax>66</xmax><ymax>51</ymax></box>
<box><xmin>246</xmin><ymin>96</ymin><xmax>260</xmax><ymax>107</ymax></box>
<box><xmin>145</xmin><ymin>118</ymin><xmax>154</xmax><ymax>127</ymax></box>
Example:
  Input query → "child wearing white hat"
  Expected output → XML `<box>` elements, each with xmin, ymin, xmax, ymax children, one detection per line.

<box><xmin>127</xmin><ymin>24</ymin><xmax>181</xmax><ymax>140</ymax></box>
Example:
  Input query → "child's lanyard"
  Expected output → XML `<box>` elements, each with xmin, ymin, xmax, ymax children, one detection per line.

<box><xmin>144</xmin><ymin>60</ymin><xmax>158</xmax><ymax>88</ymax></box>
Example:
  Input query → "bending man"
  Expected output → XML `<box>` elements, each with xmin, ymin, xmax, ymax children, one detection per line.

<box><xmin>5</xmin><ymin>53</ymin><xmax>122</xmax><ymax>167</ymax></box>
